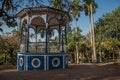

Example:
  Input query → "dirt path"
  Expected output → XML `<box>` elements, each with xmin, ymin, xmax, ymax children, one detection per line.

<box><xmin>0</xmin><ymin>63</ymin><xmax>120</xmax><ymax>80</ymax></box>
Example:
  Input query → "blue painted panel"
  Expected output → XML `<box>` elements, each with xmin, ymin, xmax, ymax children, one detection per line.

<box><xmin>17</xmin><ymin>55</ymin><xmax>24</xmax><ymax>70</ymax></box>
<box><xmin>64</xmin><ymin>55</ymin><xmax>68</xmax><ymax>68</ymax></box>
<box><xmin>48</xmin><ymin>56</ymin><xmax>63</xmax><ymax>69</ymax></box>
<box><xmin>27</xmin><ymin>56</ymin><xmax>44</xmax><ymax>70</ymax></box>
<box><xmin>46</xmin><ymin>56</ymin><xmax>49</xmax><ymax>70</ymax></box>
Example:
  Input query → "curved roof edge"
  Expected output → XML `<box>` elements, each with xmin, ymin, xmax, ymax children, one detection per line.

<box><xmin>16</xmin><ymin>6</ymin><xmax>70</xmax><ymax>19</ymax></box>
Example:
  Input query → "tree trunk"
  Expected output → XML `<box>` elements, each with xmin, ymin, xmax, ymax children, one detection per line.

<box><xmin>76</xmin><ymin>44</ymin><xmax>79</xmax><ymax>64</ymax></box>
<box><xmin>74</xmin><ymin>51</ymin><xmax>77</xmax><ymax>63</ymax></box>
<box><xmin>99</xmin><ymin>51</ymin><xmax>102</xmax><ymax>62</ymax></box>
<box><xmin>4</xmin><ymin>52</ymin><xmax>7</xmax><ymax>63</ymax></box>
<box><xmin>90</xmin><ymin>4</ymin><xmax>97</xmax><ymax>63</ymax></box>
<box><xmin>113</xmin><ymin>52</ymin><xmax>115</xmax><ymax>61</ymax></box>
<box><xmin>75</xmin><ymin>18</ymin><xmax>79</xmax><ymax>64</ymax></box>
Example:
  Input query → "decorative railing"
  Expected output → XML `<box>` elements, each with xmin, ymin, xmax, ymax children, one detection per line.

<box><xmin>28</xmin><ymin>42</ymin><xmax>60</xmax><ymax>53</ymax></box>
<box><xmin>49</xmin><ymin>42</ymin><xmax>60</xmax><ymax>53</ymax></box>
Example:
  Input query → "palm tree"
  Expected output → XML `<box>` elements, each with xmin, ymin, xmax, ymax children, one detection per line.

<box><xmin>67</xmin><ymin>27</ymin><xmax>82</xmax><ymax>63</ymax></box>
<box><xmin>70</xmin><ymin>0</ymin><xmax>82</xmax><ymax>30</ymax></box>
<box><xmin>70</xmin><ymin>0</ymin><xmax>82</xmax><ymax>63</ymax></box>
<box><xmin>50</xmin><ymin>0</ymin><xmax>63</xmax><ymax>10</ymax></box>
<box><xmin>49</xmin><ymin>0</ymin><xmax>70</xmax><ymax>11</ymax></box>
<box><xmin>83</xmin><ymin>0</ymin><xmax>98</xmax><ymax>62</ymax></box>
<box><xmin>73</xmin><ymin>27</ymin><xmax>82</xmax><ymax>63</ymax></box>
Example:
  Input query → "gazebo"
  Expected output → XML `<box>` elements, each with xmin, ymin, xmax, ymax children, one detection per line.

<box><xmin>16</xmin><ymin>6</ymin><xmax>70</xmax><ymax>70</ymax></box>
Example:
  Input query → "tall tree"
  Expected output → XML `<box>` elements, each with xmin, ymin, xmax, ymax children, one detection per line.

<box><xmin>95</xmin><ymin>6</ymin><xmax>120</xmax><ymax>62</ymax></box>
<box><xmin>83</xmin><ymin>0</ymin><xmax>98</xmax><ymax>62</ymax></box>
<box><xmin>67</xmin><ymin>27</ymin><xmax>82</xmax><ymax>63</ymax></box>
<box><xmin>69</xmin><ymin>0</ymin><xmax>82</xmax><ymax>63</ymax></box>
<box><xmin>49</xmin><ymin>0</ymin><xmax>70</xmax><ymax>11</ymax></box>
<box><xmin>0</xmin><ymin>29</ymin><xmax>19</xmax><ymax>64</ymax></box>
<box><xmin>70</xmin><ymin>0</ymin><xmax>82</xmax><ymax>29</ymax></box>
<box><xmin>0</xmin><ymin>0</ymin><xmax>42</xmax><ymax>27</ymax></box>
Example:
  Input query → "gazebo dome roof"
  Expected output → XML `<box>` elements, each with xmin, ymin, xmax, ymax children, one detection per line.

<box><xmin>16</xmin><ymin>6</ymin><xmax>70</xmax><ymax>21</ymax></box>
<box><xmin>16</xmin><ymin>6</ymin><xmax>70</xmax><ymax>29</ymax></box>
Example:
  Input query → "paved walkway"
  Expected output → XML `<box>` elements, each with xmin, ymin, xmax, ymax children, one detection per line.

<box><xmin>0</xmin><ymin>63</ymin><xmax>120</xmax><ymax>80</ymax></box>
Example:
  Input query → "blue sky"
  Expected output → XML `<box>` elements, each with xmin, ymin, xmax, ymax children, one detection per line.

<box><xmin>77</xmin><ymin>0</ymin><xmax>120</xmax><ymax>35</ymax></box>
<box><xmin>1</xmin><ymin>0</ymin><xmax>120</xmax><ymax>35</ymax></box>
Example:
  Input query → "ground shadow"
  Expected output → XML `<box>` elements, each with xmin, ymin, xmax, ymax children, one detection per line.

<box><xmin>0</xmin><ymin>63</ymin><xmax>120</xmax><ymax>80</ymax></box>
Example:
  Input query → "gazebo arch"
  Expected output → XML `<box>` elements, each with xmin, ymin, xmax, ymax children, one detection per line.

<box><xmin>16</xmin><ymin>6</ymin><xmax>70</xmax><ymax>70</ymax></box>
<box><xmin>48</xmin><ymin>17</ymin><xmax>60</xmax><ymax>27</ymax></box>
<box><xmin>30</xmin><ymin>16</ymin><xmax>45</xmax><ymax>27</ymax></box>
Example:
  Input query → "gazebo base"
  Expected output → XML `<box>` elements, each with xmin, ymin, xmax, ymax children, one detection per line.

<box><xmin>17</xmin><ymin>52</ymin><xmax>68</xmax><ymax>70</ymax></box>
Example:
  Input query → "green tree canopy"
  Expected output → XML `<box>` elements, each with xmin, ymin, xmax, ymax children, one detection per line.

<box><xmin>95</xmin><ymin>6</ymin><xmax>120</xmax><ymax>61</ymax></box>
<box><xmin>0</xmin><ymin>0</ymin><xmax>42</xmax><ymax>27</ymax></box>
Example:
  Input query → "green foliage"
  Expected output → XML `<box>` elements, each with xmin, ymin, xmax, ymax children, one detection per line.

<box><xmin>49</xmin><ymin>0</ymin><xmax>70</xmax><ymax>11</ymax></box>
<box><xmin>0</xmin><ymin>29</ymin><xmax>19</xmax><ymax>65</ymax></box>
<box><xmin>95</xmin><ymin>6</ymin><xmax>120</xmax><ymax>61</ymax></box>
<box><xmin>70</xmin><ymin>0</ymin><xmax>83</xmax><ymax>20</ymax></box>
<box><xmin>83</xmin><ymin>0</ymin><xmax>98</xmax><ymax>15</ymax></box>
<box><xmin>67</xmin><ymin>26</ymin><xmax>92</xmax><ymax>63</ymax></box>
<box><xmin>80</xmin><ymin>57</ymin><xmax>87</xmax><ymax>63</ymax></box>
<box><xmin>67</xmin><ymin>27</ymin><xmax>82</xmax><ymax>51</ymax></box>
<box><xmin>39</xmin><ymin>29</ymin><xmax>46</xmax><ymax>38</ymax></box>
<box><xmin>0</xmin><ymin>0</ymin><xmax>42</xmax><ymax>27</ymax></box>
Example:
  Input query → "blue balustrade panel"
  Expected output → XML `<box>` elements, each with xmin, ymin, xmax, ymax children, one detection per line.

<box><xmin>17</xmin><ymin>53</ymin><xmax>68</xmax><ymax>70</ymax></box>
<box><xmin>48</xmin><ymin>55</ymin><xmax>63</xmax><ymax>69</ymax></box>
<box><xmin>64</xmin><ymin>54</ymin><xmax>68</xmax><ymax>68</ymax></box>
<box><xmin>27</xmin><ymin>55</ymin><xmax>44</xmax><ymax>70</ymax></box>
<box><xmin>17</xmin><ymin>54</ymin><xmax>25</xmax><ymax>70</ymax></box>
